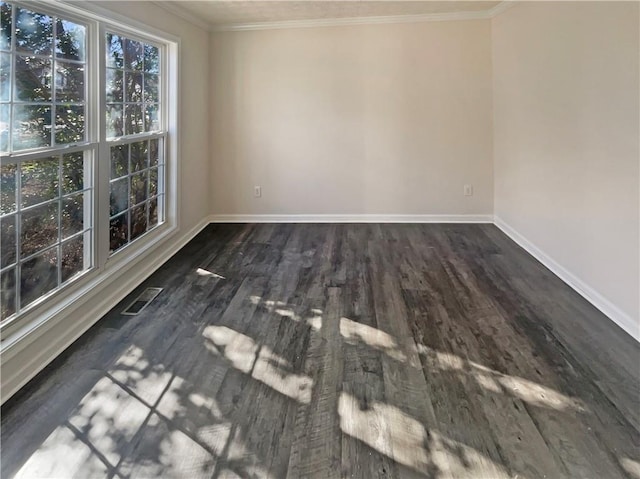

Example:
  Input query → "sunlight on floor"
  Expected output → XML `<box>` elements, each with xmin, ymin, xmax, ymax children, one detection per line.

<box><xmin>13</xmin><ymin>340</ymin><xmax>281</xmax><ymax>479</ymax></box>
<box><xmin>14</xmin><ymin>375</ymin><xmax>152</xmax><ymax>478</ymax></box>
<box><xmin>118</xmin><ymin>413</ymin><xmax>216</xmax><ymax>478</ymax></box>
<box><xmin>155</xmin><ymin>376</ymin><xmax>232</xmax><ymax>455</ymax></box>
<box><xmin>417</xmin><ymin>344</ymin><xmax>586</xmax><ymax>412</ymax></box>
<box><xmin>196</xmin><ymin>268</ymin><xmax>226</xmax><ymax>279</ymax></box>
<box><xmin>340</xmin><ymin>317</ymin><xmax>407</xmax><ymax>362</ymax></box>
<box><xmin>203</xmin><ymin>326</ymin><xmax>258</xmax><ymax>374</ymax></box>
<box><xmin>620</xmin><ymin>457</ymin><xmax>640</xmax><ymax>479</ymax></box>
<box><xmin>67</xmin><ymin>377</ymin><xmax>151</xmax><ymax>464</ymax></box>
<box><xmin>13</xmin><ymin>426</ymin><xmax>110</xmax><ymax>479</ymax></box>
<box><xmin>10</xmin><ymin>296</ymin><xmax>621</xmax><ymax>479</ymax></box>
<box><xmin>203</xmin><ymin>325</ymin><xmax>313</xmax><ymax>403</ymax></box>
<box><xmin>338</xmin><ymin>391</ymin><xmax>428</xmax><ymax>469</ymax></box>
<box><xmin>109</xmin><ymin>345</ymin><xmax>174</xmax><ymax>406</ymax></box>
<box><xmin>338</xmin><ymin>391</ymin><xmax>512</xmax><ymax>478</ymax></box>
<box><xmin>248</xmin><ymin>296</ymin><xmax>323</xmax><ymax>331</ymax></box>
<box><xmin>224</xmin><ymin>429</ymin><xmax>275</xmax><ymax>479</ymax></box>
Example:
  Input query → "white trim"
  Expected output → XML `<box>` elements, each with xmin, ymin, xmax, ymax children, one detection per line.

<box><xmin>0</xmin><ymin>216</ymin><xmax>212</xmax><ymax>405</ymax></box>
<box><xmin>210</xmin><ymin>214</ymin><xmax>494</xmax><ymax>224</ymax></box>
<box><xmin>494</xmin><ymin>216</ymin><xmax>639</xmax><ymax>342</ymax></box>
<box><xmin>487</xmin><ymin>1</ymin><xmax>516</xmax><ymax>18</ymax></box>
<box><xmin>213</xmin><ymin>10</ymin><xmax>492</xmax><ymax>32</ymax></box>
<box><xmin>152</xmin><ymin>1</ymin><xmax>511</xmax><ymax>33</ymax></box>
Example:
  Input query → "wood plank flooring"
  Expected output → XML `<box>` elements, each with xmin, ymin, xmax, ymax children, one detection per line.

<box><xmin>1</xmin><ymin>223</ymin><xmax>639</xmax><ymax>479</ymax></box>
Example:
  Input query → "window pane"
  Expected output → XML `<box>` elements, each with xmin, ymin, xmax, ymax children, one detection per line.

<box><xmin>0</xmin><ymin>52</ymin><xmax>10</xmax><ymax>101</ymax></box>
<box><xmin>124</xmin><ymin>39</ymin><xmax>143</xmax><ymax>70</ymax></box>
<box><xmin>1</xmin><ymin>267</ymin><xmax>16</xmax><ymax>319</ymax></box>
<box><xmin>130</xmin><ymin>171</ymin><xmax>147</xmax><ymax>206</ymax></box>
<box><xmin>21</xmin><ymin>201</ymin><xmax>58</xmax><ymax>256</ymax></box>
<box><xmin>124</xmin><ymin>104</ymin><xmax>143</xmax><ymax>135</ymax></box>
<box><xmin>20</xmin><ymin>247</ymin><xmax>58</xmax><ymax>309</ymax></box>
<box><xmin>106</xmin><ymin>33</ymin><xmax>123</xmax><ymax>68</ymax></box>
<box><xmin>15</xmin><ymin>7</ymin><xmax>52</xmax><ymax>55</ymax></box>
<box><xmin>1</xmin><ymin>2</ymin><xmax>11</xmax><ymax>51</ymax></box>
<box><xmin>21</xmin><ymin>156</ymin><xmax>59</xmax><ymax>208</ymax></box>
<box><xmin>55</xmin><ymin>105</ymin><xmax>84</xmax><ymax>144</ymax></box>
<box><xmin>130</xmin><ymin>203</ymin><xmax>146</xmax><ymax>241</ymax></box>
<box><xmin>61</xmin><ymin>151</ymin><xmax>84</xmax><ymax>194</ymax></box>
<box><xmin>55</xmin><ymin>19</ymin><xmax>85</xmax><ymax>61</ymax></box>
<box><xmin>0</xmin><ymin>104</ymin><xmax>8</xmax><ymax>152</ymax></box>
<box><xmin>15</xmin><ymin>56</ymin><xmax>52</xmax><ymax>101</ymax></box>
<box><xmin>55</xmin><ymin>61</ymin><xmax>84</xmax><ymax>102</ymax></box>
<box><xmin>110</xmin><ymin>144</ymin><xmax>128</xmax><ymax>179</ymax></box>
<box><xmin>149</xmin><ymin>167</ymin><xmax>158</xmax><ymax>196</ymax></box>
<box><xmin>144</xmin><ymin>104</ymin><xmax>159</xmax><ymax>132</ymax></box>
<box><xmin>143</xmin><ymin>74</ymin><xmax>158</xmax><ymax>102</ymax></box>
<box><xmin>144</xmin><ymin>44</ymin><xmax>159</xmax><ymax>73</ymax></box>
<box><xmin>12</xmin><ymin>104</ymin><xmax>51</xmax><ymax>150</ymax></box>
<box><xmin>150</xmin><ymin>138</ymin><xmax>159</xmax><ymax>166</ymax></box>
<box><xmin>130</xmin><ymin>141</ymin><xmax>147</xmax><ymax>172</ymax></box>
<box><xmin>61</xmin><ymin>235</ymin><xmax>83</xmax><ymax>283</ymax></box>
<box><xmin>110</xmin><ymin>177</ymin><xmax>128</xmax><ymax>216</ymax></box>
<box><xmin>148</xmin><ymin>197</ymin><xmax>158</xmax><ymax>227</ymax></box>
<box><xmin>106</xmin><ymin>68</ymin><xmax>123</xmax><ymax>102</ymax></box>
<box><xmin>1</xmin><ymin>213</ymin><xmax>16</xmax><ymax>268</ymax></box>
<box><xmin>125</xmin><ymin>71</ymin><xmax>142</xmax><ymax>102</ymax></box>
<box><xmin>61</xmin><ymin>192</ymin><xmax>83</xmax><ymax>239</ymax></box>
<box><xmin>106</xmin><ymin>104</ymin><xmax>123</xmax><ymax>138</ymax></box>
<box><xmin>1</xmin><ymin>162</ymin><xmax>17</xmax><ymax>214</ymax></box>
<box><xmin>109</xmin><ymin>212</ymin><xmax>128</xmax><ymax>252</ymax></box>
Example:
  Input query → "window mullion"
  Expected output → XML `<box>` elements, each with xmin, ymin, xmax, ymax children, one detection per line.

<box><xmin>8</xmin><ymin>1</ymin><xmax>15</xmax><ymax>152</ymax></box>
<box><xmin>51</xmin><ymin>12</ymin><xmax>57</xmax><ymax>149</ymax></box>
<box><xmin>14</xmin><ymin>151</ymin><xmax>22</xmax><ymax>316</ymax></box>
<box><xmin>95</xmin><ymin>22</ymin><xmax>109</xmax><ymax>270</ymax></box>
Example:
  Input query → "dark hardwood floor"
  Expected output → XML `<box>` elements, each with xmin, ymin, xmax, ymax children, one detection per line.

<box><xmin>1</xmin><ymin>223</ymin><xmax>639</xmax><ymax>479</ymax></box>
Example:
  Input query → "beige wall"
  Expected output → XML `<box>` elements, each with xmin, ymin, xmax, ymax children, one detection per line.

<box><xmin>210</xmin><ymin>20</ymin><xmax>493</xmax><ymax>216</ymax></box>
<box><xmin>96</xmin><ymin>1</ymin><xmax>211</xmax><ymax>233</ymax></box>
<box><xmin>492</xmin><ymin>2</ymin><xmax>640</xmax><ymax>328</ymax></box>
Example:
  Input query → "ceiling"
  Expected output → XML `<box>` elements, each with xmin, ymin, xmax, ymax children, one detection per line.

<box><xmin>156</xmin><ymin>1</ymin><xmax>503</xmax><ymax>29</ymax></box>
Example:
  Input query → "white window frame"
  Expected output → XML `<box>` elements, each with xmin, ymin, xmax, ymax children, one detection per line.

<box><xmin>0</xmin><ymin>0</ymin><xmax>179</xmax><ymax>342</ymax></box>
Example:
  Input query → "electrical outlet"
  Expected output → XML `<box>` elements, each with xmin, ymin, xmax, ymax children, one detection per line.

<box><xmin>464</xmin><ymin>184</ymin><xmax>473</xmax><ymax>196</ymax></box>
<box><xmin>254</xmin><ymin>186</ymin><xmax>262</xmax><ymax>198</ymax></box>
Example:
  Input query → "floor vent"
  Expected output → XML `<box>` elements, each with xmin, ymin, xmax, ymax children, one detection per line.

<box><xmin>122</xmin><ymin>287</ymin><xmax>163</xmax><ymax>315</ymax></box>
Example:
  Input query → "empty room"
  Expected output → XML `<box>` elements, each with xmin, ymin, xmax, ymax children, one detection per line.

<box><xmin>0</xmin><ymin>0</ymin><xmax>638</xmax><ymax>477</ymax></box>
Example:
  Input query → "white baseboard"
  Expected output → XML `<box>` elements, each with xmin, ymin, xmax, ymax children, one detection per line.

<box><xmin>210</xmin><ymin>214</ymin><xmax>494</xmax><ymax>223</ymax></box>
<box><xmin>494</xmin><ymin>216</ymin><xmax>639</xmax><ymax>342</ymax></box>
<box><xmin>0</xmin><ymin>216</ymin><xmax>213</xmax><ymax>405</ymax></box>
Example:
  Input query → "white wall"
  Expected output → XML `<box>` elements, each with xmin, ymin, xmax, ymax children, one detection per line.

<box><xmin>492</xmin><ymin>2</ymin><xmax>640</xmax><ymax>333</ymax></box>
<box><xmin>210</xmin><ymin>20</ymin><xmax>494</xmax><ymax>217</ymax></box>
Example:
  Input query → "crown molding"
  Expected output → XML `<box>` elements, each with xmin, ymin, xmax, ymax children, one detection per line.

<box><xmin>151</xmin><ymin>1</ymin><xmax>211</xmax><ymax>32</ymax></box>
<box><xmin>151</xmin><ymin>1</ymin><xmax>514</xmax><ymax>33</ymax></box>
<box><xmin>487</xmin><ymin>1</ymin><xmax>516</xmax><ymax>18</ymax></box>
<box><xmin>213</xmin><ymin>8</ymin><xmax>495</xmax><ymax>32</ymax></box>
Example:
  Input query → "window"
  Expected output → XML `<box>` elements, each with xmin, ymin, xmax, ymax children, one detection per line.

<box><xmin>1</xmin><ymin>3</ymin><xmax>92</xmax><ymax>320</ymax></box>
<box><xmin>105</xmin><ymin>33</ymin><xmax>164</xmax><ymax>254</ymax></box>
<box><xmin>0</xmin><ymin>1</ymin><xmax>172</xmax><ymax>326</ymax></box>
